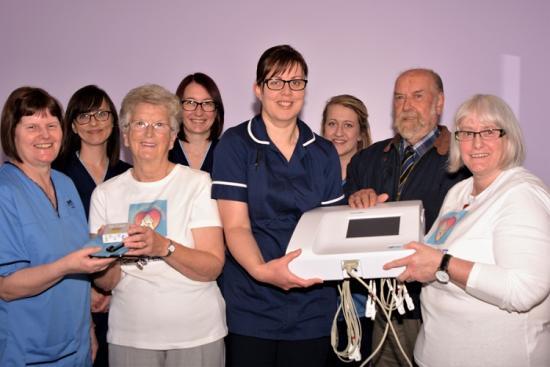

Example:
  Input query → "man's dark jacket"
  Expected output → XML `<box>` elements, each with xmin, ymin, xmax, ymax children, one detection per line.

<box><xmin>344</xmin><ymin>125</ymin><xmax>471</xmax><ymax>318</ymax></box>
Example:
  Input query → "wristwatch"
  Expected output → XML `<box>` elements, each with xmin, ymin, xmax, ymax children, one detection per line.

<box><xmin>164</xmin><ymin>239</ymin><xmax>176</xmax><ymax>257</ymax></box>
<box><xmin>435</xmin><ymin>253</ymin><xmax>452</xmax><ymax>284</ymax></box>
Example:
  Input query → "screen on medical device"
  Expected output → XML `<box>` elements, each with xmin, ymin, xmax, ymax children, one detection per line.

<box><xmin>346</xmin><ymin>217</ymin><xmax>400</xmax><ymax>238</ymax></box>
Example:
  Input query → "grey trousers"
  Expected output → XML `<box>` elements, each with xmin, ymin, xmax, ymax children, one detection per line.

<box><xmin>371</xmin><ymin>317</ymin><xmax>420</xmax><ymax>367</ymax></box>
<box><xmin>108</xmin><ymin>338</ymin><xmax>224</xmax><ymax>367</ymax></box>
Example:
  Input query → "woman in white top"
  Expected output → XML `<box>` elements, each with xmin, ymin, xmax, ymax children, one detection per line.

<box><xmin>92</xmin><ymin>84</ymin><xmax>226</xmax><ymax>367</ymax></box>
<box><xmin>385</xmin><ymin>94</ymin><xmax>550</xmax><ymax>367</ymax></box>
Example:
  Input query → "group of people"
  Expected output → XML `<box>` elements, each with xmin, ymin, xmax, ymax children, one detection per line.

<box><xmin>0</xmin><ymin>44</ymin><xmax>548</xmax><ymax>367</ymax></box>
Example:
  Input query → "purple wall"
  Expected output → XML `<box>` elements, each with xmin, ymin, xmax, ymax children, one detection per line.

<box><xmin>1</xmin><ymin>0</ymin><xmax>548</xmax><ymax>183</ymax></box>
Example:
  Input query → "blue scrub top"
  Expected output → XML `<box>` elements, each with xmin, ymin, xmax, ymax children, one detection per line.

<box><xmin>212</xmin><ymin>115</ymin><xmax>344</xmax><ymax>340</ymax></box>
<box><xmin>0</xmin><ymin>163</ymin><xmax>92</xmax><ymax>367</ymax></box>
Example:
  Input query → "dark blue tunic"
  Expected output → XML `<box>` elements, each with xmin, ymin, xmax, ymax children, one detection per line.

<box><xmin>168</xmin><ymin>139</ymin><xmax>218</xmax><ymax>174</ymax></box>
<box><xmin>56</xmin><ymin>153</ymin><xmax>131</xmax><ymax>218</ymax></box>
<box><xmin>212</xmin><ymin>115</ymin><xmax>344</xmax><ymax>340</ymax></box>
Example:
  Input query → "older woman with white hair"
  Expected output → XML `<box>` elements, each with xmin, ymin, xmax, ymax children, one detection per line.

<box><xmin>385</xmin><ymin>94</ymin><xmax>550</xmax><ymax>367</ymax></box>
<box><xmin>92</xmin><ymin>84</ymin><xmax>227</xmax><ymax>367</ymax></box>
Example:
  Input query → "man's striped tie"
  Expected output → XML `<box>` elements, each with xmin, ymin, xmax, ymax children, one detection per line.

<box><xmin>398</xmin><ymin>146</ymin><xmax>415</xmax><ymax>195</ymax></box>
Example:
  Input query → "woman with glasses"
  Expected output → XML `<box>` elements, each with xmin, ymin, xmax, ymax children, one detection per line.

<box><xmin>385</xmin><ymin>95</ymin><xmax>550</xmax><ymax>366</ymax></box>
<box><xmin>168</xmin><ymin>72</ymin><xmax>224</xmax><ymax>174</ymax></box>
<box><xmin>55</xmin><ymin>85</ymin><xmax>131</xmax><ymax>217</ymax></box>
<box><xmin>212</xmin><ymin>45</ymin><xmax>344</xmax><ymax>367</ymax></box>
<box><xmin>91</xmin><ymin>84</ymin><xmax>226</xmax><ymax>367</ymax></box>
<box><xmin>0</xmin><ymin>87</ymin><xmax>115</xmax><ymax>366</ymax></box>
<box><xmin>54</xmin><ymin>85</ymin><xmax>131</xmax><ymax>367</ymax></box>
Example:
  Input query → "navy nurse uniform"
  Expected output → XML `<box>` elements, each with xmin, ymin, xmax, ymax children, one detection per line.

<box><xmin>212</xmin><ymin>116</ymin><xmax>344</xmax><ymax>340</ymax></box>
<box><xmin>168</xmin><ymin>139</ymin><xmax>218</xmax><ymax>174</ymax></box>
<box><xmin>56</xmin><ymin>153</ymin><xmax>131</xmax><ymax>218</ymax></box>
<box><xmin>0</xmin><ymin>163</ymin><xmax>92</xmax><ymax>366</ymax></box>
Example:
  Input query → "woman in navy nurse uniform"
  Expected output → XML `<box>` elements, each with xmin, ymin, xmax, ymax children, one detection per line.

<box><xmin>212</xmin><ymin>45</ymin><xmax>344</xmax><ymax>367</ymax></box>
<box><xmin>54</xmin><ymin>85</ymin><xmax>131</xmax><ymax>367</ymax></box>
<box><xmin>168</xmin><ymin>72</ymin><xmax>224</xmax><ymax>174</ymax></box>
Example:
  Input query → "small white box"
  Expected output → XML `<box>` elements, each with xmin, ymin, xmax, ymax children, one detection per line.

<box><xmin>102</xmin><ymin>223</ymin><xmax>129</xmax><ymax>244</ymax></box>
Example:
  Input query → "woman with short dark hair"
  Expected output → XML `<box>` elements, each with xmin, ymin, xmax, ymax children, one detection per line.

<box><xmin>0</xmin><ymin>86</ymin><xmax>113</xmax><ymax>366</ymax></box>
<box><xmin>212</xmin><ymin>45</ymin><xmax>344</xmax><ymax>367</ymax></box>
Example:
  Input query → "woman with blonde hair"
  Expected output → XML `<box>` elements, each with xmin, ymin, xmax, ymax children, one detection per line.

<box><xmin>321</xmin><ymin>94</ymin><xmax>372</xmax><ymax>181</ymax></box>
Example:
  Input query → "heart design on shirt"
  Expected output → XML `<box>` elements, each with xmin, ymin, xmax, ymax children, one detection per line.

<box><xmin>434</xmin><ymin>216</ymin><xmax>457</xmax><ymax>242</ymax></box>
<box><xmin>134</xmin><ymin>208</ymin><xmax>162</xmax><ymax>230</ymax></box>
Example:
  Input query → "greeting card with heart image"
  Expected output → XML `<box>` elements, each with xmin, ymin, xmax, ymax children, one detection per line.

<box><xmin>128</xmin><ymin>200</ymin><xmax>167</xmax><ymax>236</ymax></box>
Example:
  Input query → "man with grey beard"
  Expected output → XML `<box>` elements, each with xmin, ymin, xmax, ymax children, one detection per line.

<box><xmin>344</xmin><ymin>68</ymin><xmax>470</xmax><ymax>366</ymax></box>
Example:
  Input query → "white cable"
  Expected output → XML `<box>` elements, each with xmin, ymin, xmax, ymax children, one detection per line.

<box><xmin>331</xmin><ymin>278</ymin><xmax>362</xmax><ymax>362</ymax></box>
<box><xmin>331</xmin><ymin>267</ymin><xmax>413</xmax><ymax>367</ymax></box>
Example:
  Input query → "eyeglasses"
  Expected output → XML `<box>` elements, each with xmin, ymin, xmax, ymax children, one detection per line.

<box><xmin>75</xmin><ymin>110</ymin><xmax>112</xmax><ymax>125</ymax></box>
<box><xmin>454</xmin><ymin>128</ymin><xmax>506</xmax><ymax>141</ymax></box>
<box><xmin>181</xmin><ymin>99</ymin><xmax>217</xmax><ymax>112</ymax></box>
<box><xmin>263</xmin><ymin>78</ymin><xmax>308</xmax><ymax>91</ymax></box>
<box><xmin>128</xmin><ymin>120</ymin><xmax>172</xmax><ymax>133</ymax></box>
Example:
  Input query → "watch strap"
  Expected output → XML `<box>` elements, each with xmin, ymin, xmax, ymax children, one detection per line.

<box><xmin>164</xmin><ymin>239</ymin><xmax>175</xmax><ymax>257</ymax></box>
<box><xmin>439</xmin><ymin>253</ymin><xmax>452</xmax><ymax>272</ymax></box>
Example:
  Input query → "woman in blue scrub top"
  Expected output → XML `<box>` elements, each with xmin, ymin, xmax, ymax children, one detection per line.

<box><xmin>168</xmin><ymin>72</ymin><xmax>224</xmax><ymax>173</ymax></box>
<box><xmin>54</xmin><ymin>85</ymin><xmax>131</xmax><ymax>367</ymax></box>
<box><xmin>0</xmin><ymin>87</ymin><xmax>114</xmax><ymax>366</ymax></box>
<box><xmin>212</xmin><ymin>45</ymin><xmax>345</xmax><ymax>367</ymax></box>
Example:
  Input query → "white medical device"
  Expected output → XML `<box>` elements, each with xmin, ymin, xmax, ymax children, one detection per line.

<box><xmin>286</xmin><ymin>201</ymin><xmax>425</xmax><ymax>280</ymax></box>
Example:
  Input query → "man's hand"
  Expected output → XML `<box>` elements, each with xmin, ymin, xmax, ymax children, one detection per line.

<box><xmin>348</xmin><ymin>188</ymin><xmax>389</xmax><ymax>208</ymax></box>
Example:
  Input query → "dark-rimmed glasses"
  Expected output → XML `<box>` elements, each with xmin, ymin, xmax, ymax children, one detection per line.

<box><xmin>263</xmin><ymin>79</ymin><xmax>308</xmax><ymax>91</ymax></box>
<box><xmin>454</xmin><ymin>128</ymin><xmax>506</xmax><ymax>141</ymax></box>
<box><xmin>181</xmin><ymin>99</ymin><xmax>216</xmax><ymax>112</ymax></box>
<box><xmin>75</xmin><ymin>110</ymin><xmax>112</xmax><ymax>125</ymax></box>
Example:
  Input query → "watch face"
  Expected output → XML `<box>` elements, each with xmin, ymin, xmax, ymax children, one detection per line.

<box><xmin>435</xmin><ymin>270</ymin><xmax>450</xmax><ymax>284</ymax></box>
<box><xmin>168</xmin><ymin>244</ymin><xmax>176</xmax><ymax>252</ymax></box>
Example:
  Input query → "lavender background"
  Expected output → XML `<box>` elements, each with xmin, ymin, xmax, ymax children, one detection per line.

<box><xmin>1</xmin><ymin>0</ymin><xmax>548</xmax><ymax>183</ymax></box>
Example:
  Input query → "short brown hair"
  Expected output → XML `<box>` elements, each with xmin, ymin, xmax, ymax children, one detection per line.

<box><xmin>255</xmin><ymin>45</ymin><xmax>308</xmax><ymax>86</ymax></box>
<box><xmin>1</xmin><ymin>87</ymin><xmax>64</xmax><ymax>162</ymax></box>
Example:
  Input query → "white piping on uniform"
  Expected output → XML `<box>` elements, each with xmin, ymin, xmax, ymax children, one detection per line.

<box><xmin>303</xmin><ymin>134</ymin><xmax>315</xmax><ymax>147</ymax></box>
<box><xmin>212</xmin><ymin>180</ymin><xmax>247</xmax><ymax>188</ymax></box>
<box><xmin>321</xmin><ymin>194</ymin><xmax>345</xmax><ymax>205</ymax></box>
<box><xmin>247</xmin><ymin>119</ymin><xmax>270</xmax><ymax>145</ymax></box>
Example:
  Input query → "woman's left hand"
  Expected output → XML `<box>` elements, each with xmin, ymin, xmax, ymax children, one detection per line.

<box><xmin>123</xmin><ymin>224</ymin><xmax>167</xmax><ymax>257</ymax></box>
<box><xmin>253</xmin><ymin>249</ymin><xmax>322</xmax><ymax>291</ymax></box>
<box><xmin>383</xmin><ymin>242</ymin><xmax>444</xmax><ymax>283</ymax></box>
